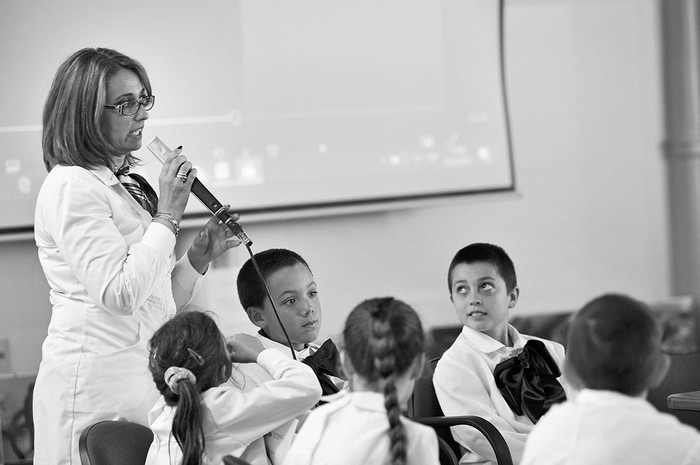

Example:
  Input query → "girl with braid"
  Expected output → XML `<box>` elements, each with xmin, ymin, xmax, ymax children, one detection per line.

<box><xmin>283</xmin><ymin>297</ymin><xmax>439</xmax><ymax>465</ymax></box>
<box><xmin>145</xmin><ymin>310</ymin><xmax>321</xmax><ymax>465</ymax></box>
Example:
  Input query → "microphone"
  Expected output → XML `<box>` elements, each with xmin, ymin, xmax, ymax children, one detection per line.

<box><xmin>146</xmin><ymin>137</ymin><xmax>252</xmax><ymax>246</ymax></box>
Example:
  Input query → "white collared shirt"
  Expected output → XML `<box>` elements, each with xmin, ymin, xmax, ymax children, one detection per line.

<box><xmin>433</xmin><ymin>325</ymin><xmax>571</xmax><ymax>465</ymax></box>
<box><xmin>522</xmin><ymin>389</ymin><xmax>700</xmax><ymax>465</ymax></box>
<box><xmin>228</xmin><ymin>334</ymin><xmax>346</xmax><ymax>464</ymax></box>
<box><xmin>230</xmin><ymin>334</ymin><xmax>320</xmax><ymax>391</ymax></box>
<box><xmin>283</xmin><ymin>390</ymin><xmax>439</xmax><ymax>465</ymax></box>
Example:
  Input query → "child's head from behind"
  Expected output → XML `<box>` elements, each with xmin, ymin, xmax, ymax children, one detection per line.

<box><xmin>566</xmin><ymin>293</ymin><xmax>669</xmax><ymax>396</ymax></box>
<box><xmin>447</xmin><ymin>243</ymin><xmax>519</xmax><ymax>343</ymax></box>
<box><xmin>342</xmin><ymin>297</ymin><xmax>425</xmax><ymax>465</ymax></box>
<box><xmin>148</xmin><ymin>310</ymin><xmax>232</xmax><ymax>465</ymax></box>
<box><xmin>237</xmin><ymin>248</ymin><xmax>320</xmax><ymax>350</ymax></box>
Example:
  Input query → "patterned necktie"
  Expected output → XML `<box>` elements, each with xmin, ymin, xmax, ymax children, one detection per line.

<box><xmin>116</xmin><ymin>166</ymin><xmax>157</xmax><ymax>216</ymax></box>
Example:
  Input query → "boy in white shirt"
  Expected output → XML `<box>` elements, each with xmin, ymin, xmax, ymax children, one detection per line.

<box><xmin>433</xmin><ymin>243</ymin><xmax>572</xmax><ymax>464</ymax></box>
<box><xmin>522</xmin><ymin>293</ymin><xmax>700</xmax><ymax>465</ymax></box>
<box><xmin>229</xmin><ymin>248</ymin><xmax>345</xmax><ymax>463</ymax></box>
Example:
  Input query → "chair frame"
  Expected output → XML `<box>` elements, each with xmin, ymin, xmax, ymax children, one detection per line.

<box><xmin>407</xmin><ymin>357</ymin><xmax>513</xmax><ymax>465</ymax></box>
<box><xmin>411</xmin><ymin>415</ymin><xmax>513</xmax><ymax>465</ymax></box>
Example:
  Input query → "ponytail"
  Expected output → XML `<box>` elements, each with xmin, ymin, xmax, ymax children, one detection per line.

<box><xmin>370</xmin><ymin>304</ymin><xmax>407</xmax><ymax>465</ymax></box>
<box><xmin>171</xmin><ymin>379</ymin><xmax>206</xmax><ymax>465</ymax></box>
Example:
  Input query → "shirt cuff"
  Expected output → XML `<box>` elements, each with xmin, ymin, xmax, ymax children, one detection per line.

<box><xmin>142</xmin><ymin>221</ymin><xmax>176</xmax><ymax>260</ymax></box>
<box><xmin>173</xmin><ymin>253</ymin><xmax>205</xmax><ymax>288</ymax></box>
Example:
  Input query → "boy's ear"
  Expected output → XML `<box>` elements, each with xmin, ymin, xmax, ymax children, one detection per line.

<box><xmin>339</xmin><ymin>350</ymin><xmax>355</xmax><ymax>378</ymax></box>
<box><xmin>648</xmin><ymin>352</ymin><xmax>671</xmax><ymax>389</ymax></box>
<box><xmin>508</xmin><ymin>287</ymin><xmax>520</xmax><ymax>309</ymax></box>
<box><xmin>408</xmin><ymin>353</ymin><xmax>426</xmax><ymax>380</ymax></box>
<box><xmin>245</xmin><ymin>306</ymin><xmax>267</xmax><ymax>329</ymax></box>
<box><xmin>563</xmin><ymin>359</ymin><xmax>586</xmax><ymax>391</ymax></box>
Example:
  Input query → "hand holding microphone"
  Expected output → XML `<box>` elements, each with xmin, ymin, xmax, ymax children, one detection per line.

<box><xmin>155</xmin><ymin>145</ymin><xmax>194</xmax><ymax>222</ymax></box>
<box><xmin>147</xmin><ymin>137</ymin><xmax>252</xmax><ymax>246</ymax></box>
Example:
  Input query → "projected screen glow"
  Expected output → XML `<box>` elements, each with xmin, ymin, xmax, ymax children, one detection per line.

<box><xmin>0</xmin><ymin>0</ymin><xmax>513</xmax><ymax>233</ymax></box>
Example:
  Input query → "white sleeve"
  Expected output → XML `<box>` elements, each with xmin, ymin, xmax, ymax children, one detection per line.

<box><xmin>45</xmin><ymin>175</ymin><xmax>176</xmax><ymax>315</ymax></box>
<box><xmin>433</xmin><ymin>354</ymin><xmax>528</xmax><ymax>464</ymax></box>
<box><xmin>171</xmin><ymin>254</ymin><xmax>204</xmax><ymax>309</ymax></box>
<box><xmin>207</xmin><ymin>349</ymin><xmax>322</xmax><ymax>445</ymax></box>
<box><xmin>281</xmin><ymin>409</ymin><xmax>324</xmax><ymax>465</ymax></box>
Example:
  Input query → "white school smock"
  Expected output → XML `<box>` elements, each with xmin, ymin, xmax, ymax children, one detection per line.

<box><xmin>283</xmin><ymin>390</ymin><xmax>440</xmax><ymax>465</ymax></box>
<box><xmin>521</xmin><ymin>389</ymin><xmax>700</xmax><ymax>465</ymax></box>
<box><xmin>433</xmin><ymin>325</ymin><xmax>572</xmax><ymax>465</ymax></box>
<box><xmin>231</xmin><ymin>333</ymin><xmax>346</xmax><ymax>393</ymax></box>
<box><xmin>33</xmin><ymin>164</ymin><xmax>203</xmax><ymax>465</ymax></box>
<box><xmin>231</xmin><ymin>334</ymin><xmax>318</xmax><ymax>390</ymax></box>
<box><xmin>145</xmin><ymin>348</ymin><xmax>322</xmax><ymax>465</ymax></box>
<box><xmin>228</xmin><ymin>334</ymin><xmax>323</xmax><ymax>463</ymax></box>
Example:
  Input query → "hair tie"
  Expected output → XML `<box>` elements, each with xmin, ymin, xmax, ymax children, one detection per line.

<box><xmin>164</xmin><ymin>366</ymin><xmax>196</xmax><ymax>394</ymax></box>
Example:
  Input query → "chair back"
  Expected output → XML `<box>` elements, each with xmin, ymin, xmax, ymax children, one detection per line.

<box><xmin>79</xmin><ymin>420</ymin><xmax>153</xmax><ymax>465</ymax></box>
<box><xmin>407</xmin><ymin>357</ymin><xmax>444</xmax><ymax>418</ymax></box>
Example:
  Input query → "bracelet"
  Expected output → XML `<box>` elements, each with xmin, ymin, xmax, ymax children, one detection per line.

<box><xmin>153</xmin><ymin>212</ymin><xmax>180</xmax><ymax>237</ymax></box>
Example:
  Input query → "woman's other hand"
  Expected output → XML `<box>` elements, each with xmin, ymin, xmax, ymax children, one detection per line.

<box><xmin>187</xmin><ymin>209</ymin><xmax>242</xmax><ymax>274</ymax></box>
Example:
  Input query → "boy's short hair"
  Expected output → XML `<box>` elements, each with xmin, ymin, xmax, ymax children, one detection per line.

<box><xmin>567</xmin><ymin>293</ymin><xmax>661</xmax><ymax>395</ymax></box>
<box><xmin>236</xmin><ymin>248</ymin><xmax>311</xmax><ymax>311</ymax></box>
<box><xmin>447</xmin><ymin>243</ymin><xmax>517</xmax><ymax>293</ymax></box>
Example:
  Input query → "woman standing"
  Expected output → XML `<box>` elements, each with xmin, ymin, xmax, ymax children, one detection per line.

<box><xmin>33</xmin><ymin>47</ymin><xmax>239</xmax><ymax>465</ymax></box>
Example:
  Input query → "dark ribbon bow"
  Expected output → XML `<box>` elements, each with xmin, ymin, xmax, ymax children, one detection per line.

<box><xmin>493</xmin><ymin>339</ymin><xmax>566</xmax><ymax>423</ymax></box>
<box><xmin>302</xmin><ymin>338</ymin><xmax>343</xmax><ymax>396</ymax></box>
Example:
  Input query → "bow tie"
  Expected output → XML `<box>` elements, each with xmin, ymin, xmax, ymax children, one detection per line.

<box><xmin>493</xmin><ymin>339</ymin><xmax>566</xmax><ymax>423</ymax></box>
<box><xmin>302</xmin><ymin>338</ymin><xmax>343</xmax><ymax>396</ymax></box>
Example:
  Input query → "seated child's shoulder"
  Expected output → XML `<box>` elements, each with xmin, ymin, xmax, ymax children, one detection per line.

<box><xmin>521</xmin><ymin>334</ymin><xmax>566</xmax><ymax>359</ymax></box>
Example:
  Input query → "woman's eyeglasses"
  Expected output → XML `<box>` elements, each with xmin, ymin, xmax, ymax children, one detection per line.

<box><xmin>104</xmin><ymin>95</ymin><xmax>155</xmax><ymax>116</ymax></box>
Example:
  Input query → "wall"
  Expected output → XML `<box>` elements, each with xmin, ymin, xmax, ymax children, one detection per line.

<box><xmin>0</xmin><ymin>0</ymin><xmax>669</xmax><ymax>373</ymax></box>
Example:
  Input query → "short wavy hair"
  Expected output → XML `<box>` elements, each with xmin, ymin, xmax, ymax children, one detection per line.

<box><xmin>567</xmin><ymin>293</ymin><xmax>661</xmax><ymax>395</ymax></box>
<box><xmin>42</xmin><ymin>47</ymin><xmax>152</xmax><ymax>171</ymax></box>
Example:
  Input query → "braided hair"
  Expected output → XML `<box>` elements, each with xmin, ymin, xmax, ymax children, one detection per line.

<box><xmin>343</xmin><ymin>297</ymin><xmax>425</xmax><ymax>465</ymax></box>
<box><xmin>148</xmin><ymin>311</ymin><xmax>232</xmax><ymax>465</ymax></box>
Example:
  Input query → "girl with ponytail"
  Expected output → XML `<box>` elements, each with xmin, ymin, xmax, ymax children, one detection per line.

<box><xmin>145</xmin><ymin>310</ymin><xmax>321</xmax><ymax>465</ymax></box>
<box><xmin>283</xmin><ymin>297</ymin><xmax>439</xmax><ymax>465</ymax></box>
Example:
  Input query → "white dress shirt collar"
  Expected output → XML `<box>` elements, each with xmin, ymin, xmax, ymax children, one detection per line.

<box><xmin>87</xmin><ymin>163</ymin><xmax>120</xmax><ymax>186</ymax></box>
<box><xmin>461</xmin><ymin>324</ymin><xmax>526</xmax><ymax>354</ymax></box>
